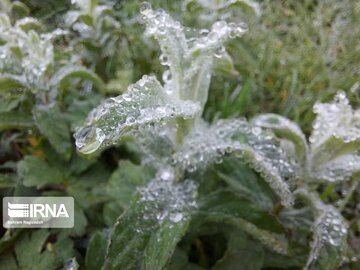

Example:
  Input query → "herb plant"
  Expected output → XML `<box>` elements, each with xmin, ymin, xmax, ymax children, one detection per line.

<box><xmin>74</xmin><ymin>3</ymin><xmax>357</xmax><ymax>270</ymax></box>
<box><xmin>0</xmin><ymin>1</ymin><xmax>359</xmax><ymax>270</ymax></box>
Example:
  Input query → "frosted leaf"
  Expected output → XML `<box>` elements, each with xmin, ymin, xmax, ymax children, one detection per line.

<box><xmin>227</xmin><ymin>217</ymin><xmax>288</xmax><ymax>255</ymax></box>
<box><xmin>182</xmin><ymin>0</ymin><xmax>261</xmax><ymax>18</ymax></box>
<box><xmin>252</xmin><ymin>113</ymin><xmax>308</xmax><ymax>163</ymax></box>
<box><xmin>295</xmin><ymin>189</ymin><xmax>348</xmax><ymax>270</ymax></box>
<box><xmin>172</xmin><ymin>119</ymin><xmax>296</xmax><ymax>207</ymax></box>
<box><xmin>0</xmin><ymin>19</ymin><xmax>54</xmax><ymax>92</ymax></box>
<box><xmin>48</xmin><ymin>64</ymin><xmax>104</xmax><ymax>89</ymax></box>
<box><xmin>141</xmin><ymin>4</ymin><xmax>247</xmax><ymax>111</ymax></box>
<box><xmin>103</xmin><ymin>167</ymin><xmax>197</xmax><ymax>270</ymax></box>
<box><xmin>141</xmin><ymin>4</ymin><xmax>187</xmax><ymax>99</ymax></box>
<box><xmin>311</xmin><ymin>154</ymin><xmax>360</xmax><ymax>183</ymax></box>
<box><xmin>310</xmin><ymin>91</ymin><xmax>360</xmax><ymax>167</ymax></box>
<box><xmin>135</xmin><ymin>123</ymin><xmax>178</xmax><ymax>163</ymax></box>
<box><xmin>137</xmin><ymin>167</ymin><xmax>197</xmax><ymax>226</ymax></box>
<box><xmin>14</xmin><ymin>17</ymin><xmax>42</xmax><ymax>31</ymax></box>
<box><xmin>74</xmin><ymin>75</ymin><xmax>201</xmax><ymax>154</ymax></box>
<box><xmin>183</xmin><ymin>20</ymin><xmax>247</xmax><ymax>108</ymax></box>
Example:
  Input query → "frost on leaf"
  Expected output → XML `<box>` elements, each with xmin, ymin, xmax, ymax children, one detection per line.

<box><xmin>310</xmin><ymin>91</ymin><xmax>360</xmax><ymax>167</ymax></box>
<box><xmin>140</xmin><ymin>3</ymin><xmax>247</xmax><ymax>109</ymax></box>
<box><xmin>172</xmin><ymin>118</ymin><xmax>296</xmax><ymax>207</ymax></box>
<box><xmin>103</xmin><ymin>167</ymin><xmax>197</xmax><ymax>270</ymax></box>
<box><xmin>296</xmin><ymin>189</ymin><xmax>348</xmax><ymax>270</ymax></box>
<box><xmin>311</xmin><ymin>154</ymin><xmax>360</xmax><ymax>183</ymax></box>
<box><xmin>137</xmin><ymin>167</ymin><xmax>197</xmax><ymax>226</ymax></box>
<box><xmin>252</xmin><ymin>113</ymin><xmax>308</xmax><ymax>163</ymax></box>
<box><xmin>74</xmin><ymin>75</ymin><xmax>200</xmax><ymax>154</ymax></box>
<box><xmin>0</xmin><ymin>18</ymin><xmax>53</xmax><ymax>91</ymax></box>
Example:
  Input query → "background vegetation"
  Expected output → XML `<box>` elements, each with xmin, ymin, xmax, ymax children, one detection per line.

<box><xmin>0</xmin><ymin>0</ymin><xmax>359</xmax><ymax>269</ymax></box>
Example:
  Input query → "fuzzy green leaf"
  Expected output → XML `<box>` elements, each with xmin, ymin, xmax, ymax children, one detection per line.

<box><xmin>14</xmin><ymin>230</ymin><xmax>75</xmax><ymax>270</ymax></box>
<box><xmin>173</xmin><ymin>119</ymin><xmax>296</xmax><ymax>207</ymax></box>
<box><xmin>49</xmin><ymin>65</ymin><xmax>104</xmax><ymax>90</ymax></box>
<box><xmin>18</xmin><ymin>156</ymin><xmax>67</xmax><ymax>188</ymax></box>
<box><xmin>141</xmin><ymin>5</ymin><xmax>247</xmax><ymax>110</ymax></box>
<box><xmin>33</xmin><ymin>104</ymin><xmax>72</xmax><ymax>160</ymax></box>
<box><xmin>252</xmin><ymin>113</ymin><xmax>308</xmax><ymax>163</ymax></box>
<box><xmin>295</xmin><ymin>189</ymin><xmax>348</xmax><ymax>270</ymax></box>
<box><xmin>103</xmin><ymin>173</ymin><xmax>197</xmax><ymax>270</ymax></box>
<box><xmin>311</xmin><ymin>154</ymin><xmax>360</xmax><ymax>183</ymax></box>
<box><xmin>0</xmin><ymin>111</ymin><xmax>34</xmax><ymax>129</ymax></box>
<box><xmin>196</xmin><ymin>190</ymin><xmax>288</xmax><ymax>255</ymax></box>
<box><xmin>75</xmin><ymin>75</ymin><xmax>200</xmax><ymax>154</ymax></box>
<box><xmin>0</xmin><ymin>74</ymin><xmax>27</xmax><ymax>92</ymax></box>
<box><xmin>213</xmin><ymin>230</ymin><xmax>264</xmax><ymax>270</ymax></box>
<box><xmin>86</xmin><ymin>231</ymin><xmax>107</xmax><ymax>270</ymax></box>
<box><xmin>106</xmin><ymin>160</ymin><xmax>152</xmax><ymax>209</ymax></box>
<box><xmin>310</xmin><ymin>92</ymin><xmax>360</xmax><ymax>167</ymax></box>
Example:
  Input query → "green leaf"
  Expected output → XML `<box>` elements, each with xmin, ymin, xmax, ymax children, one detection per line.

<box><xmin>18</xmin><ymin>156</ymin><xmax>67</xmax><ymax>188</ymax></box>
<box><xmin>311</xmin><ymin>154</ymin><xmax>360</xmax><ymax>183</ymax></box>
<box><xmin>10</xmin><ymin>1</ymin><xmax>30</xmax><ymax>19</ymax></box>
<box><xmin>0</xmin><ymin>251</ymin><xmax>17</xmax><ymax>270</ymax></box>
<box><xmin>15</xmin><ymin>229</ymin><xmax>51</xmax><ymax>270</ymax></box>
<box><xmin>141</xmin><ymin>4</ymin><xmax>187</xmax><ymax>100</ymax></box>
<box><xmin>0</xmin><ymin>229</ymin><xmax>23</xmax><ymax>253</ymax></box>
<box><xmin>33</xmin><ymin>104</ymin><xmax>72</xmax><ymax>160</ymax></box>
<box><xmin>103</xmin><ymin>173</ymin><xmax>197</xmax><ymax>270</ymax></box>
<box><xmin>86</xmin><ymin>231</ymin><xmax>107</xmax><ymax>270</ymax></box>
<box><xmin>0</xmin><ymin>111</ymin><xmax>34</xmax><ymax>130</ymax></box>
<box><xmin>295</xmin><ymin>189</ymin><xmax>348</xmax><ymax>270</ymax></box>
<box><xmin>216</xmin><ymin>158</ymin><xmax>274</xmax><ymax>209</ymax></box>
<box><xmin>173</xmin><ymin>119</ymin><xmax>296</xmax><ymax>207</ymax></box>
<box><xmin>213</xmin><ymin>230</ymin><xmax>264</xmax><ymax>270</ymax></box>
<box><xmin>0</xmin><ymin>173</ymin><xmax>15</xmax><ymax>188</ymax></box>
<box><xmin>106</xmin><ymin>160</ymin><xmax>152</xmax><ymax>208</ymax></box>
<box><xmin>75</xmin><ymin>75</ymin><xmax>200</xmax><ymax>154</ymax></box>
<box><xmin>310</xmin><ymin>91</ymin><xmax>360</xmax><ymax>167</ymax></box>
<box><xmin>0</xmin><ymin>74</ymin><xmax>27</xmax><ymax>92</ymax></box>
<box><xmin>72</xmin><ymin>203</ymin><xmax>88</xmax><ymax>236</ymax></box>
<box><xmin>213</xmin><ymin>51</ymin><xmax>237</xmax><ymax>76</ymax></box>
<box><xmin>15</xmin><ymin>17</ymin><xmax>43</xmax><ymax>32</ymax></box>
<box><xmin>14</xmin><ymin>230</ymin><xmax>75</xmax><ymax>270</ymax></box>
<box><xmin>49</xmin><ymin>65</ymin><xmax>104</xmax><ymax>90</ymax></box>
<box><xmin>141</xmin><ymin>5</ymin><xmax>247</xmax><ymax>110</ymax></box>
<box><xmin>0</xmin><ymin>94</ymin><xmax>22</xmax><ymax>112</ymax></box>
<box><xmin>196</xmin><ymin>190</ymin><xmax>288</xmax><ymax>255</ymax></box>
<box><xmin>252</xmin><ymin>113</ymin><xmax>308</xmax><ymax>163</ymax></box>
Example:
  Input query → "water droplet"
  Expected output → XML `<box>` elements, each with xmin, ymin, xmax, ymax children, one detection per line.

<box><xmin>162</xmin><ymin>70</ymin><xmax>172</xmax><ymax>83</ymax></box>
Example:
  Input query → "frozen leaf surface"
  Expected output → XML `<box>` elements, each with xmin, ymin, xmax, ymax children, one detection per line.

<box><xmin>311</xmin><ymin>154</ymin><xmax>360</xmax><ymax>183</ymax></box>
<box><xmin>252</xmin><ymin>113</ymin><xmax>308</xmax><ymax>163</ymax></box>
<box><xmin>296</xmin><ymin>189</ymin><xmax>348</xmax><ymax>270</ymax></box>
<box><xmin>141</xmin><ymin>3</ymin><xmax>247</xmax><ymax>109</ymax></box>
<box><xmin>172</xmin><ymin>119</ymin><xmax>296</xmax><ymax>207</ymax></box>
<box><xmin>310</xmin><ymin>91</ymin><xmax>360</xmax><ymax>167</ymax></box>
<box><xmin>74</xmin><ymin>75</ymin><xmax>200</xmax><ymax>154</ymax></box>
<box><xmin>103</xmin><ymin>168</ymin><xmax>197</xmax><ymax>270</ymax></box>
<box><xmin>196</xmin><ymin>190</ymin><xmax>288</xmax><ymax>255</ymax></box>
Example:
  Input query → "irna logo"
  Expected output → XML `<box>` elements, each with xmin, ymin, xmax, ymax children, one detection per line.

<box><xmin>3</xmin><ymin>197</ymin><xmax>74</xmax><ymax>228</ymax></box>
<box><xmin>7</xmin><ymin>202</ymin><xmax>69</xmax><ymax>218</ymax></box>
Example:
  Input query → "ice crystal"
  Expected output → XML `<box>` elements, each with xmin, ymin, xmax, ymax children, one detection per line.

<box><xmin>172</xmin><ymin>119</ymin><xmax>296</xmax><ymax>207</ymax></box>
<box><xmin>137</xmin><ymin>167</ymin><xmax>197</xmax><ymax>226</ymax></box>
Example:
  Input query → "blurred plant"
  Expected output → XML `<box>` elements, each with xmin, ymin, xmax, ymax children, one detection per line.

<box><xmin>64</xmin><ymin>0</ymin><xmax>121</xmax><ymax>80</ymax></box>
